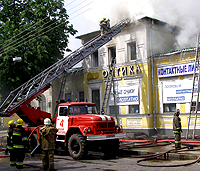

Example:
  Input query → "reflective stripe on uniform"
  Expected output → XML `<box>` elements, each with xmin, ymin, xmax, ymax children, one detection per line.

<box><xmin>7</xmin><ymin>146</ymin><xmax>13</xmax><ymax>149</ymax></box>
<box><xmin>13</xmin><ymin>132</ymin><xmax>21</xmax><ymax>136</ymax></box>
<box><xmin>175</xmin><ymin>141</ymin><xmax>181</xmax><ymax>143</ymax></box>
<box><xmin>173</xmin><ymin>131</ymin><xmax>181</xmax><ymax>133</ymax></box>
<box><xmin>16</xmin><ymin>162</ymin><xmax>23</xmax><ymax>166</ymax></box>
<box><xmin>22</xmin><ymin>137</ymin><xmax>27</xmax><ymax>141</ymax></box>
<box><xmin>13</xmin><ymin>145</ymin><xmax>24</xmax><ymax>148</ymax></box>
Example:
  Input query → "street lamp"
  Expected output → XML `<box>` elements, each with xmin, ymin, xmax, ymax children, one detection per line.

<box><xmin>13</xmin><ymin>57</ymin><xmax>22</xmax><ymax>62</ymax></box>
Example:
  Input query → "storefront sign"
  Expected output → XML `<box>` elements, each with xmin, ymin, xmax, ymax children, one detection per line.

<box><xmin>157</xmin><ymin>62</ymin><xmax>198</xmax><ymax>78</ymax></box>
<box><xmin>102</xmin><ymin>65</ymin><xmax>142</xmax><ymax>78</ymax></box>
<box><xmin>111</xmin><ymin>85</ymin><xmax>139</xmax><ymax>105</ymax></box>
<box><xmin>163</xmin><ymin>80</ymin><xmax>197</xmax><ymax>103</ymax></box>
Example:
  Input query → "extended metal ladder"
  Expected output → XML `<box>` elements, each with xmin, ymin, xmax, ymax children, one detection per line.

<box><xmin>53</xmin><ymin>67</ymin><xmax>83</xmax><ymax>117</ymax></box>
<box><xmin>0</xmin><ymin>18</ymin><xmax>130</xmax><ymax>116</ymax></box>
<box><xmin>101</xmin><ymin>56</ymin><xmax>115</xmax><ymax>114</ymax></box>
<box><xmin>186</xmin><ymin>33</ymin><xmax>200</xmax><ymax>140</ymax></box>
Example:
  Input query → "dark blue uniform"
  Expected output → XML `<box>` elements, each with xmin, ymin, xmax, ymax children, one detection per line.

<box><xmin>7</xmin><ymin>126</ymin><xmax>15</xmax><ymax>166</ymax></box>
<box><xmin>12</xmin><ymin>125</ymin><xmax>27</xmax><ymax>169</ymax></box>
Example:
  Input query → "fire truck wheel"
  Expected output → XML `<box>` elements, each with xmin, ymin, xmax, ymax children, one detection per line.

<box><xmin>68</xmin><ymin>134</ymin><xmax>87</xmax><ymax>159</ymax></box>
<box><xmin>28</xmin><ymin>133</ymin><xmax>40</xmax><ymax>152</ymax></box>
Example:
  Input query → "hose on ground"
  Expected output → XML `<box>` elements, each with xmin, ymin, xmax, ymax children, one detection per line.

<box><xmin>136</xmin><ymin>146</ymin><xmax>200</xmax><ymax>167</ymax></box>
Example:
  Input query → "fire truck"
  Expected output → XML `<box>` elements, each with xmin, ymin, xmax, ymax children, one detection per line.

<box><xmin>0</xmin><ymin>18</ymin><xmax>130</xmax><ymax>159</ymax></box>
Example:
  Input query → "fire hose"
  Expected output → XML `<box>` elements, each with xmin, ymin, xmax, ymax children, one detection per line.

<box><xmin>120</xmin><ymin>139</ymin><xmax>200</xmax><ymax>167</ymax></box>
<box><xmin>136</xmin><ymin>147</ymin><xmax>200</xmax><ymax>167</ymax></box>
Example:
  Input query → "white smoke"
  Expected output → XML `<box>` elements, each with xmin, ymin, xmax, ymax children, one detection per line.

<box><xmin>81</xmin><ymin>0</ymin><xmax>200</xmax><ymax>49</ymax></box>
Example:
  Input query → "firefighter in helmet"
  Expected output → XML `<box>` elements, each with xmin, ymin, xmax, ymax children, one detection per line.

<box><xmin>100</xmin><ymin>18</ymin><xmax>111</xmax><ymax>35</ymax></box>
<box><xmin>7</xmin><ymin>120</ymin><xmax>15</xmax><ymax>166</ymax></box>
<box><xmin>39</xmin><ymin>118</ymin><xmax>58</xmax><ymax>171</ymax></box>
<box><xmin>173</xmin><ymin>109</ymin><xmax>182</xmax><ymax>150</ymax></box>
<box><xmin>12</xmin><ymin>118</ymin><xmax>27</xmax><ymax>169</ymax></box>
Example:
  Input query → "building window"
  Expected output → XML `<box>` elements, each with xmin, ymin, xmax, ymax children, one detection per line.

<box><xmin>79</xmin><ymin>91</ymin><xmax>84</xmax><ymax>102</ymax></box>
<box><xmin>108</xmin><ymin>46</ymin><xmax>116</xmax><ymax>64</ymax></box>
<box><xmin>65</xmin><ymin>93</ymin><xmax>71</xmax><ymax>102</ymax></box>
<box><xmin>110</xmin><ymin>105</ymin><xmax>119</xmax><ymax>115</ymax></box>
<box><xmin>129</xmin><ymin>105</ymin><xmax>139</xmax><ymax>114</ymax></box>
<box><xmin>128</xmin><ymin>42</ymin><xmax>136</xmax><ymax>60</ymax></box>
<box><xmin>92</xmin><ymin>50</ymin><xmax>98</xmax><ymax>67</ymax></box>
<box><xmin>163</xmin><ymin>103</ymin><xmax>176</xmax><ymax>112</ymax></box>
<box><xmin>191</xmin><ymin>102</ymin><xmax>200</xmax><ymax>111</ymax></box>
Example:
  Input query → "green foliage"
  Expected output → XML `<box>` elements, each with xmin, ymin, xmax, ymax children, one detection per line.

<box><xmin>0</xmin><ymin>0</ymin><xmax>77</xmax><ymax>100</ymax></box>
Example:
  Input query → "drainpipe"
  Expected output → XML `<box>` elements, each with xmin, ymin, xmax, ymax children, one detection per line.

<box><xmin>150</xmin><ymin>20</ymin><xmax>157</xmax><ymax>133</ymax></box>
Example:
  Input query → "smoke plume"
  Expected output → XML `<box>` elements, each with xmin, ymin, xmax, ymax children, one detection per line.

<box><xmin>83</xmin><ymin>0</ymin><xmax>200</xmax><ymax>49</ymax></box>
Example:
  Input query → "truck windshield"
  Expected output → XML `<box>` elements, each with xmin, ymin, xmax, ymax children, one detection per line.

<box><xmin>69</xmin><ymin>105</ymin><xmax>98</xmax><ymax>115</ymax></box>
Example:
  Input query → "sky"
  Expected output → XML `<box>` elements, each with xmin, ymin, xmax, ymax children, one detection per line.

<box><xmin>65</xmin><ymin>0</ymin><xmax>200</xmax><ymax>53</ymax></box>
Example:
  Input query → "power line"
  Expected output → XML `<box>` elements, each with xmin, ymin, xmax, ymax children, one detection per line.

<box><xmin>0</xmin><ymin>0</ymin><xmax>94</xmax><ymax>56</ymax></box>
<box><xmin>0</xmin><ymin>18</ymin><xmax>61</xmax><ymax>55</ymax></box>
<box><xmin>69</xmin><ymin>1</ymin><xmax>93</xmax><ymax>15</ymax></box>
<box><xmin>70</xmin><ymin>8</ymin><xmax>92</xmax><ymax>20</ymax></box>
<box><xmin>65</xmin><ymin>0</ymin><xmax>77</xmax><ymax>6</ymax></box>
<box><xmin>68</xmin><ymin>0</ymin><xmax>87</xmax><ymax>12</ymax></box>
<box><xmin>0</xmin><ymin>0</ymin><xmax>81</xmax><ymax>53</ymax></box>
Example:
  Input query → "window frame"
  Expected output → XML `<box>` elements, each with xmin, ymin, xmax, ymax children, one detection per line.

<box><xmin>129</xmin><ymin>105</ymin><xmax>139</xmax><ymax>114</ymax></box>
<box><xmin>108</xmin><ymin>46</ymin><xmax>116</xmax><ymax>65</ymax></box>
<box><xmin>163</xmin><ymin>103</ymin><xmax>176</xmax><ymax>113</ymax></box>
<box><xmin>91</xmin><ymin>50</ymin><xmax>98</xmax><ymax>67</ymax></box>
<box><xmin>127</xmin><ymin>41</ymin><xmax>137</xmax><ymax>61</ymax></box>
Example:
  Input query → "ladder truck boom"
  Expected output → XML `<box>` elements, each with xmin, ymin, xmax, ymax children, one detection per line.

<box><xmin>0</xmin><ymin>18</ymin><xmax>130</xmax><ymax>125</ymax></box>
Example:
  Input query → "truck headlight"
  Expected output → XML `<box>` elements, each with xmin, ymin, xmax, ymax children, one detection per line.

<box><xmin>87</xmin><ymin>127</ymin><xmax>91</xmax><ymax>133</ymax></box>
<box><xmin>115</xmin><ymin>126</ymin><xmax>120</xmax><ymax>132</ymax></box>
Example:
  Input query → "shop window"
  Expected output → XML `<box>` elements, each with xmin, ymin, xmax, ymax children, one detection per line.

<box><xmin>129</xmin><ymin>105</ymin><xmax>139</xmax><ymax>114</ymax></box>
<box><xmin>92</xmin><ymin>50</ymin><xmax>98</xmax><ymax>67</ymax></box>
<box><xmin>110</xmin><ymin>105</ymin><xmax>119</xmax><ymax>115</ymax></box>
<box><xmin>128</xmin><ymin>42</ymin><xmax>136</xmax><ymax>60</ymax></box>
<box><xmin>191</xmin><ymin>102</ymin><xmax>200</xmax><ymax>111</ymax></box>
<box><xmin>163</xmin><ymin>103</ymin><xmax>176</xmax><ymax>112</ymax></box>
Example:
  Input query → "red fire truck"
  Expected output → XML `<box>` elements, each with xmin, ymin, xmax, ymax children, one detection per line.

<box><xmin>26</xmin><ymin>99</ymin><xmax>125</xmax><ymax>159</ymax></box>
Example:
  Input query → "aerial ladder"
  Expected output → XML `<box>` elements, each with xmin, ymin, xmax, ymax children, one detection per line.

<box><xmin>0</xmin><ymin>18</ymin><xmax>130</xmax><ymax>126</ymax></box>
<box><xmin>186</xmin><ymin>33</ymin><xmax>200</xmax><ymax>140</ymax></box>
<box><xmin>101</xmin><ymin>56</ymin><xmax>115</xmax><ymax>114</ymax></box>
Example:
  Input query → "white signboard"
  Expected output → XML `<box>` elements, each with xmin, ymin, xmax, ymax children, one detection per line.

<box><xmin>163</xmin><ymin>80</ymin><xmax>197</xmax><ymax>103</ymax></box>
<box><xmin>127</xmin><ymin>118</ymin><xmax>142</xmax><ymax>127</ymax></box>
<box><xmin>158</xmin><ymin>62</ymin><xmax>198</xmax><ymax>78</ymax></box>
<box><xmin>111</xmin><ymin>86</ymin><xmax>139</xmax><ymax>105</ymax></box>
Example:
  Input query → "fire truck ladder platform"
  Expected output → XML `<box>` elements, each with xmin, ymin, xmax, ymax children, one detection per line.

<box><xmin>0</xmin><ymin>18</ymin><xmax>130</xmax><ymax>117</ymax></box>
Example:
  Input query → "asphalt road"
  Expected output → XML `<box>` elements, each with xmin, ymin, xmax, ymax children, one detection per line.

<box><xmin>0</xmin><ymin>150</ymin><xmax>200</xmax><ymax>171</ymax></box>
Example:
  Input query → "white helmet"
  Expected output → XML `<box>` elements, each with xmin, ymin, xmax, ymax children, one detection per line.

<box><xmin>44</xmin><ymin>118</ymin><xmax>51</xmax><ymax>125</ymax></box>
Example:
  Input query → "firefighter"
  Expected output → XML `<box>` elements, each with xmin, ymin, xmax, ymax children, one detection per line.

<box><xmin>173</xmin><ymin>109</ymin><xmax>182</xmax><ymax>150</ymax></box>
<box><xmin>7</xmin><ymin>120</ymin><xmax>15</xmax><ymax>166</ymax></box>
<box><xmin>100</xmin><ymin>18</ymin><xmax>111</xmax><ymax>35</ymax></box>
<box><xmin>39</xmin><ymin>118</ymin><xmax>58</xmax><ymax>171</ymax></box>
<box><xmin>12</xmin><ymin>118</ymin><xmax>27</xmax><ymax>169</ymax></box>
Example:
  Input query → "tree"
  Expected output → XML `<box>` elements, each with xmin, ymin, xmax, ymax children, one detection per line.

<box><xmin>0</xmin><ymin>0</ymin><xmax>77</xmax><ymax>101</ymax></box>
